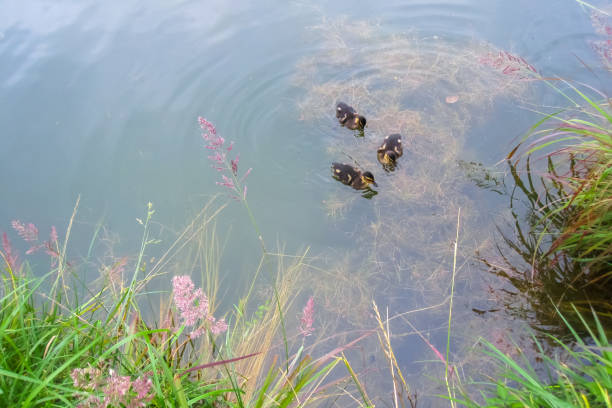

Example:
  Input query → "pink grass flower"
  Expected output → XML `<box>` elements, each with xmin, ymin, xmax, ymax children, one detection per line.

<box><xmin>103</xmin><ymin>369</ymin><xmax>132</xmax><ymax>406</ymax></box>
<box><xmin>172</xmin><ymin>275</ymin><xmax>228</xmax><ymax>337</ymax></box>
<box><xmin>76</xmin><ymin>395</ymin><xmax>102</xmax><ymax>408</ymax></box>
<box><xmin>1</xmin><ymin>232</ymin><xmax>19</xmax><ymax>271</ymax></box>
<box><xmin>72</xmin><ymin>368</ymin><xmax>154</xmax><ymax>408</ymax></box>
<box><xmin>216</xmin><ymin>175</ymin><xmax>235</xmax><ymax>189</ymax></box>
<box><xmin>10</xmin><ymin>221</ymin><xmax>60</xmax><ymax>260</ymax></box>
<box><xmin>71</xmin><ymin>366</ymin><xmax>103</xmax><ymax>390</ymax></box>
<box><xmin>107</xmin><ymin>257</ymin><xmax>128</xmax><ymax>287</ymax></box>
<box><xmin>231</xmin><ymin>154</ymin><xmax>239</xmax><ymax>175</ymax></box>
<box><xmin>590</xmin><ymin>12</ymin><xmax>612</xmax><ymax>69</ymax></box>
<box><xmin>50</xmin><ymin>226</ymin><xmax>58</xmax><ymax>243</ymax></box>
<box><xmin>208</xmin><ymin>151</ymin><xmax>225</xmax><ymax>164</ymax></box>
<box><xmin>44</xmin><ymin>241</ymin><xmax>60</xmax><ymax>260</ymax></box>
<box><xmin>12</xmin><ymin>220</ymin><xmax>38</xmax><ymax>242</ymax></box>
<box><xmin>209</xmin><ymin>316</ymin><xmax>228</xmax><ymax>335</ymax></box>
<box><xmin>172</xmin><ymin>275</ymin><xmax>209</xmax><ymax>327</ymax></box>
<box><xmin>199</xmin><ymin>117</ymin><xmax>217</xmax><ymax>138</ymax></box>
<box><xmin>130</xmin><ymin>375</ymin><xmax>154</xmax><ymax>407</ymax></box>
<box><xmin>198</xmin><ymin>117</ymin><xmax>250</xmax><ymax>200</ymax></box>
<box><xmin>299</xmin><ymin>296</ymin><xmax>315</xmax><ymax>337</ymax></box>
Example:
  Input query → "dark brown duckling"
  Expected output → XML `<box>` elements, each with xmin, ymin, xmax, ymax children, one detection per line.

<box><xmin>336</xmin><ymin>102</ymin><xmax>367</xmax><ymax>130</ymax></box>
<box><xmin>377</xmin><ymin>133</ymin><xmax>403</xmax><ymax>167</ymax></box>
<box><xmin>331</xmin><ymin>162</ymin><xmax>377</xmax><ymax>190</ymax></box>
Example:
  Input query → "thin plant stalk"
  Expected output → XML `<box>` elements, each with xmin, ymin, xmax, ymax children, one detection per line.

<box><xmin>444</xmin><ymin>208</ymin><xmax>460</xmax><ymax>408</ymax></box>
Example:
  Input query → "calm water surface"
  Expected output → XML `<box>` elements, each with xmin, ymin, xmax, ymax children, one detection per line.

<box><xmin>1</xmin><ymin>0</ymin><xmax>609</xmax><ymax>405</ymax></box>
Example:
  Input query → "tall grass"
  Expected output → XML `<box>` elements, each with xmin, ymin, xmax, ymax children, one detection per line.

<box><xmin>0</xmin><ymin>198</ymin><xmax>373</xmax><ymax>406</ymax></box>
<box><xmin>456</xmin><ymin>306</ymin><xmax>612</xmax><ymax>407</ymax></box>
<box><xmin>0</xmin><ymin>114</ymin><xmax>377</xmax><ymax>408</ymax></box>
<box><xmin>496</xmin><ymin>80</ymin><xmax>612</xmax><ymax>334</ymax></box>
<box><xmin>510</xmin><ymin>81</ymin><xmax>612</xmax><ymax>271</ymax></box>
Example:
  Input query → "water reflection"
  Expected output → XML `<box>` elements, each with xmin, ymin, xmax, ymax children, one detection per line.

<box><xmin>466</xmin><ymin>158</ymin><xmax>612</xmax><ymax>337</ymax></box>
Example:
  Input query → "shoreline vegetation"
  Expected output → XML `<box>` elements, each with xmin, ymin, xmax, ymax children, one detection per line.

<box><xmin>2</xmin><ymin>95</ymin><xmax>610</xmax><ymax>406</ymax></box>
<box><xmin>2</xmin><ymin>4</ymin><xmax>612</xmax><ymax>407</ymax></box>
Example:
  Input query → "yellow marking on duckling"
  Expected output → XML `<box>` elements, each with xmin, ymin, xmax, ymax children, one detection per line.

<box><xmin>335</xmin><ymin>169</ymin><xmax>341</xmax><ymax>173</ymax></box>
<box><xmin>381</xmin><ymin>143</ymin><xmax>387</xmax><ymax>149</ymax></box>
<box><xmin>347</xmin><ymin>174</ymin><xmax>353</xmax><ymax>183</ymax></box>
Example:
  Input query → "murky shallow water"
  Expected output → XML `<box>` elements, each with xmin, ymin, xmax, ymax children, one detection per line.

<box><xmin>1</xmin><ymin>0</ymin><xmax>611</xmax><ymax>405</ymax></box>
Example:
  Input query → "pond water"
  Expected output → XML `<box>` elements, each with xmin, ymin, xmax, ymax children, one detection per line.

<box><xmin>1</xmin><ymin>0</ymin><xmax>610</xmax><ymax>405</ymax></box>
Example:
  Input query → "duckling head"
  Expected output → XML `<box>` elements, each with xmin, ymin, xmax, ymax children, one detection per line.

<box><xmin>353</xmin><ymin>115</ymin><xmax>367</xmax><ymax>129</ymax></box>
<box><xmin>361</xmin><ymin>171</ymin><xmax>377</xmax><ymax>187</ymax></box>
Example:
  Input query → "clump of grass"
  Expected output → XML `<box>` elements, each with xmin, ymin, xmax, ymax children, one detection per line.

<box><xmin>456</xmin><ymin>306</ymin><xmax>612</xmax><ymax>407</ymax></box>
<box><xmin>0</xmin><ymin>201</ymin><xmax>373</xmax><ymax>407</ymax></box>
<box><xmin>490</xmin><ymin>80</ymin><xmax>612</xmax><ymax>333</ymax></box>
<box><xmin>510</xmin><ymin>81</ymin><xmax>612</xmax><ymax>274</ymax></box>
<box><xmin>0</xmin><ymin>116</ymin><xmax>379</xmax><ymax>407</ymax></box>
<box><xmin>0</xmin><ymin>202</ymin><xmax>241</xmax><ymax>407</ymax></box>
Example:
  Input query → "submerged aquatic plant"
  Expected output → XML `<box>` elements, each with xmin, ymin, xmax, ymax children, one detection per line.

<box><xmin>479</xmin><ymin>50</ymin><xmax>537</xmax><ymax>79</ymax></box>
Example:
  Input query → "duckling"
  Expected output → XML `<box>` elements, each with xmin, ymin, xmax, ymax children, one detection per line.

<box><xmin>331</xmin><ymin>162</ymin><xmax>377</xmax><ymax>190</ymax></box>
<box><xmin>377</xmin><ymin>133</ymin><xmax>403</xmax><ymax>168</ymax></box>
<box><xmin>336</xmin><ymin>102</ymin><xmax>367</xmax><ymax>130</ymax></box>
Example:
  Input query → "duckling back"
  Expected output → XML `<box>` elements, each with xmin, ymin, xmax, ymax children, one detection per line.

<box><xmin>331</xmin><ymin>162</ymin><xmax>361</xmax><ymax>186</ymax></box>
<box><xmin>331</xmin><ymin>162</ymin><xmax>377</xmax><ymax>190</ymax></box>
<box><xmin>336</xmin><ymin>102</ymin><xmax>366</xmax><ymax>130</ymax></box>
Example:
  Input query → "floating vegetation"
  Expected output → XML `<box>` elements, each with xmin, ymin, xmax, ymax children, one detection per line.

<box><xmin>293</xmin><ymin>17</ymin><xmax>536</xmax><ymax>405</ymax></box>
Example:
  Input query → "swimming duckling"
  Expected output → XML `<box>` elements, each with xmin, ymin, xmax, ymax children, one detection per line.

<box><xmin>336</xmin><ymin>102</ymin><xmax>367</xmax><ymax>130</ymax></box>
<box><xmin>331</xmin><ymin>162</ymin><xmax>377</xmax><ymax>190</ymax></box>
<box><xmin>377</xmin><ymin>133</ymin><xmax>403</xmax><ymax>169</ymax></box>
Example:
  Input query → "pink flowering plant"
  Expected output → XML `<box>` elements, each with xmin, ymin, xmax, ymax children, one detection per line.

<box><xmin>1</xmin><ymin>231</ymin><xmax>20</xmax><ymax>271</ymax></box>
<box><xmin>590</xmin><ymin>11</ymin><xmax>612</xmax><ymax>70</ymax></box>
<box><xmin>0</xmin><ymin>220</ymin><xmax>60</xmax><ymax>272</ymax></box>
<box><xmin>172</xmin><ymin>275</ymin><xmax>228</xmax><ymax>339</ymax></box>
<box><xmin>71</xmin><ymin>367</ymin><xmax>154</xmax><ymax>408</ymax></box>
<box><xmin>299</xmin><ymin>296</ymin><xmax>315</xmax><ymax>337</ymax></box>
<box><xmin>199</xmin><ymin>117</ymin><xmax>251</xmax><ymax>202</ymax></box>
<box><xmin>199</xmin><ymin>117</ymin><xmax>267</xmax><ymax>245</ymax></box>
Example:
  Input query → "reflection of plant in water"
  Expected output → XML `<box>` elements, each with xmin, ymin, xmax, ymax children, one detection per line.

<box><xmin>476</xmin><ymin>157</ymin><xmax>612</xmax><ymax>336</ymax></box>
